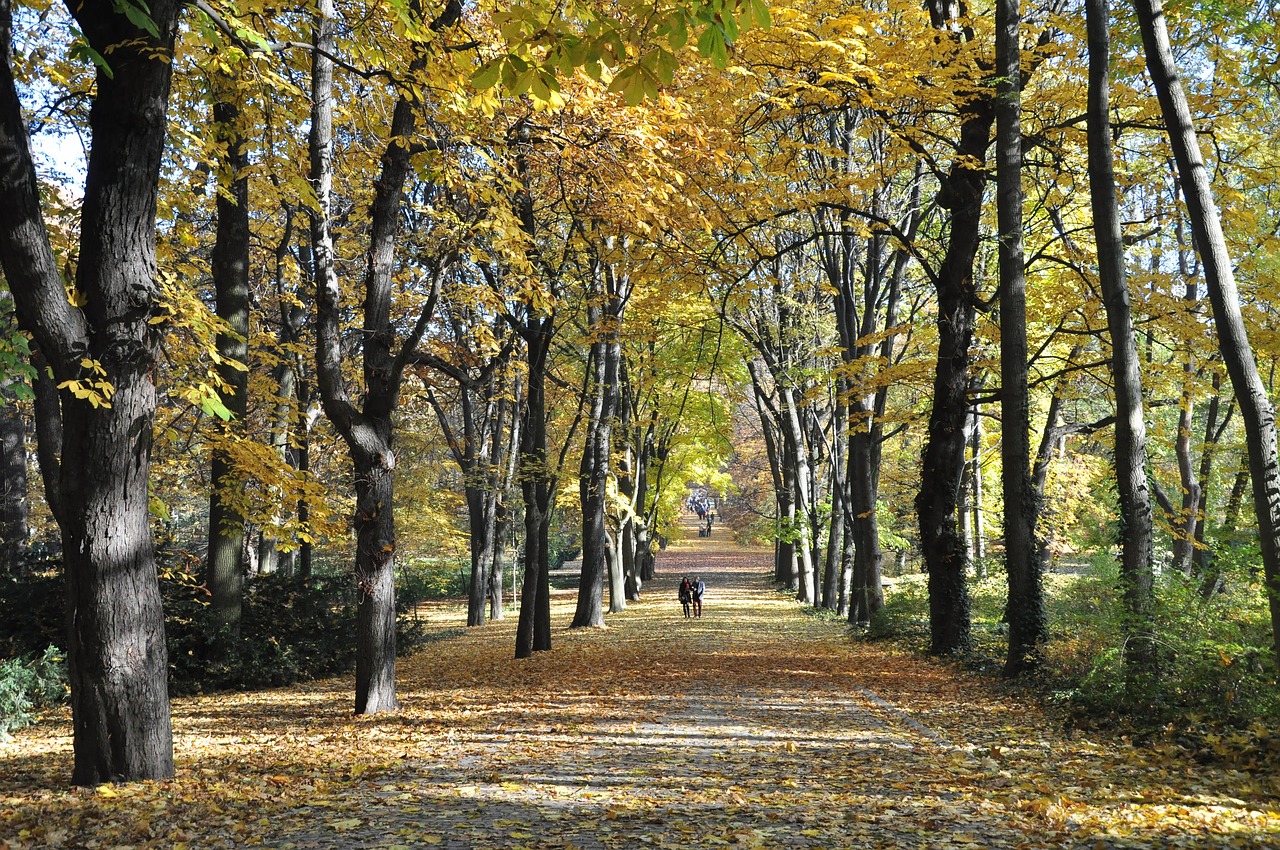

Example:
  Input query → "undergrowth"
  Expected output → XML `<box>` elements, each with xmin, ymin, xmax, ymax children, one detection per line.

<box><xmin>869</xmin><ymin>552</ymin><xmax>1280</xmax><ymax>746</ymax></box>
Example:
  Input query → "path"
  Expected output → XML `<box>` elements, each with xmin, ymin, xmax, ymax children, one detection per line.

<box><xmin>3</xmin><ymin>522</ymin><xmax>1279</xmax><ymax>848</ymax></box>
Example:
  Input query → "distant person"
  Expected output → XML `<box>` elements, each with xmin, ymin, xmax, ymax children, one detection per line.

<box><xmin>692</xmin><ymin>576</ymin><xmax>705</xmax><ymax>618</ymax></box>
<box><xmin>678</xmin><ymin>576</ymin><xmax>693</xmax><ymax>618</ymax></box>
<box><xmin>704</xmin><ymin>518</ymin><xmax>712</xmax><ymax>537</ymax></box>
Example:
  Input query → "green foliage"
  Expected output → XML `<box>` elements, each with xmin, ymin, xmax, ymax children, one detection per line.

<box><xmin>872</xmin><ymin>553</ymin><xmax>1280</xmax><ymax>731</ymax></box>
<box><xmin>867</xmin><ymin>574</ymin><xmax>930</xmax><ymax>641</ymax></box>
<box><xmin>163</xmin><ymin>568</ymin><xmax>357</xmax><ymax>694</ymax></box>
<box><xmin>397</xmin><ymin>557</ymin><xmax>470</xmax><ymax>607</ymax></box>
<box><xmin>1049</xmin><ymin>556</ymin><xmax>1280</xmax><ymax>729</ymax></box>
<box><xmin>0</xmin><ymin>646</ymin><xmax>68</xmax><ymax>739</ymax></box>
<box><xmin>3</xmin><ymin>550</ymin><xmax>437</xmax><ymax>699</ymax></box>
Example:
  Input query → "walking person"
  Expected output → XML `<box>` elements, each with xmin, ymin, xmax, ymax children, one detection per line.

<box><xmin>692</xmin><ymin>576</ymin><xmax>705</xmax><ymax>618</ymax></box>
<box><xmin>678</xmin><ymin>576</ymin><xmax>693</xmax><ymax>618</ymax></box>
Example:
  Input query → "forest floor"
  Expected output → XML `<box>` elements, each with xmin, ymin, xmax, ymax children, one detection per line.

<box><xmin>3</xmin><ymin>520</ymin><xmax>1280</xmax><ymax>849</ymax></box>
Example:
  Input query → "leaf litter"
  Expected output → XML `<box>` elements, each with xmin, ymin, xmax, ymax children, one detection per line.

<box><xmin>3</xmin><ymin>523</ymin><xmax>1279</xmax><ymax>848</ymax></box>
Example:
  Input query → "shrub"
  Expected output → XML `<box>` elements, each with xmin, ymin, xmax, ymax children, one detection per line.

<box><xmin>1044</xmin><ymin>556</ymin><xmax>1280</xmax><ymax>729</ymax></box>
<box><xmin>397</xmin><ymin>558</ymin><xmax>470</xmax><ymax>607</ymax></box>
<box><xmin>0</xmin><ymin>646</ymin><xmax>68</xmax><ymax>739</ymax></box>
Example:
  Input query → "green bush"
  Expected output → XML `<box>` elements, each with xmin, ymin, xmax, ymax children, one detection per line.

<box><xmin>0</xmin><ymin>646</ymin><xmax>68</xmax><ymax>739</ymax></box>
<box><xmin>397</xmin><ymin>558</ymin><xmax>470</xmax><ymax>607</ymax></box>
<box><xmin>1044</xmin><ymin>556</ymin><xmax>1280</xmax><ymax>729</ymax></box>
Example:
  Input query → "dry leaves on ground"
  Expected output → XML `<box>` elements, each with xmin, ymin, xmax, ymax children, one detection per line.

<box><xmin>3</xmin><ymin>523</ymin><xmax>1280</xmax><ymax>848</ymax></box>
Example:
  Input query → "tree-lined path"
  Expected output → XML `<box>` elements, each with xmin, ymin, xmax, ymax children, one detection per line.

<box><xmin>3</xmin><ymin>523</ymin><xmax>1279</xmax><ymax>848</ymax></box>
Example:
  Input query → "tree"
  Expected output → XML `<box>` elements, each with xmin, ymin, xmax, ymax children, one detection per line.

<box><xmin>0</xmin><ymin>0</ymin><xmax>180</xmax><ymax>783</ymax></box>
<box><xmin>995</xmin><ymin>0</ymin><xmax>1046</xmax><ymax>676</ymax></box>
<box><xmin>1087</xmin><ymin>0</ymin><xmax>1157</xmax><ymax>673</ymax></box>
<box><xmin>205</xmin><ymin>65</ymin><xmax>252</xmax><ymax>640</ymax></box>
<box><xmin>1131</xmin><ymin>0</ymin><xmax>1280</xmax><ymax>667</ymax></box>
<box><xmin>307</xmin><ymin>0</ymin><xmax>455</xmax><ymax>712</ymax></box>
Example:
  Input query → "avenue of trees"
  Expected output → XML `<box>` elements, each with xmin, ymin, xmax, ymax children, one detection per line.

<box><xmin>2</xmin><ymin>0</ymin><xmax>1280</xmax><ymax>785</ymax></box>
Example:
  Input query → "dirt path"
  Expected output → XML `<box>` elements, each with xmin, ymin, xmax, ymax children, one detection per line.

<box><xmin>3</xmin><ymin>522</ymin><xmax>1279</xmax><ymax>848</ymax></box>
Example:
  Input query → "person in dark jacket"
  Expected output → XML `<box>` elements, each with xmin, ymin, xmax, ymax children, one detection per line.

<box><xmin>678</xmin><ymin>576</ymin><xmax>693</xmax><ymax>618</ymax></box>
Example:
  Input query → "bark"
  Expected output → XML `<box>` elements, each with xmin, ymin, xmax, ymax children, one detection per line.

<box><xmin>1132</xmin><ymin>0</ymin><xmax>1280</xmax><ymax>667</ymax></box>
<box><xmin>422</xmin><ymin>336</ymin><xmax>513</xmax><ymax>627</ymax></box>
<box><xmin>1089</xmin><ymin>0</ymin><xmax>1156</xmax><ymax>673</ymax></box>
<box><xmin>576</xmin><ymin>248</ymin><xmax>631</xmax><ymax>624</ymax></box>
<box><xmin>821</xmin><ymin>408</ymin><xmax>846</xmax><ymax>611</ymax></box>
<box><xmin>0</xmin><ymin>0</ymin><xmax>180</xmax><ymax>784</ymax></box>
<box><xmin>206</xmin><ymin>76</ymin><xmax>251</xmax><ymax>639</ymax></box>
<box><xmin>996</xmin><ymin>0</ymin><xmax>1046</xmax><ymax>677</ymax></box>
<box><xmin>0</xmin><ymin>377</ymin><xmax>26</xmax><ymax>573</ymax></box>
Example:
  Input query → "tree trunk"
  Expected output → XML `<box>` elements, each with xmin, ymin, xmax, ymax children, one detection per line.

<box><xmin>996</xmin><ymin>0</ymin><xmax>1046</xmax><ymax>676</ymax></box>
<box><xmin>573</xmin><ymin>342</ymin><xmax>608</xmax><ymax>628</ymax></box>
<box><xmin>206</xmin><ymin>76</ymin><xmax>251</xmax><ymax>640</ymax></box>
<box><xmin>1089</xmin><ymin>0</ymin><xmax>1156</xmax><ymax>673</ymax></box>
<box><xmin>516</xmin><ymin>324</ymin><xmax>554</xmax><ymax>657</ymax></box>
<box><xmin>352</xmin><ymin>437</ymin><xmax>399</xmax><ymax>714</ymax></box>
<box><xmin>780</xmin><ymin>385</ymin><xmax>816</xmax><ymax>604</ymax></box>
<box><xmin>0</xmin><ymin>0</ymin><xmax>180</xmax><ymax>784</ymax></box>
<box><xmin>1132</xmin><ymin>0</ymin><xmax>1280</xmax><ymax>667</ymax></box>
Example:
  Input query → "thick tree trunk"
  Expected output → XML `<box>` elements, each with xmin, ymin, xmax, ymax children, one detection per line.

<box><xmin>1132</xmin><ymin>0</ymin><xmax>1280</xmax><ymax>666</ymax></box>
<box><xmin>1089</xmin><ymin>0</ymin><xmax>1156</xmax><ymax>673</ymax></box>
<box><xmin>206</xmin><ymin>80</ymin><xmax>251</xmax><ymax>639</ymax></box>
<box><xmin>352</xmin><ymin>438</ymin><xmax>399</xmax><ymax>713</ymax></box>
<box><xmin>0</xmin><ymin>0</ymin><xmax>180</xmax><ymax>784</ymax></box>
<box><xmin>996</xmin><ymin>0</ymin><xmax>1046</xmax><ymax>676</ymax></box>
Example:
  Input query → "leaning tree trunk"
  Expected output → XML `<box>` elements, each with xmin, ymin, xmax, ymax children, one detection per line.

<box><xmin>1131</xmin><ymin>0</ymin><xmax>1280</xmax><ymax>666</ymax></box>
<box><xmin>0</xmin><ymin>0</ymin><xmax>180</xmax><ymax>784</ymax></box>
<box><xmin>1089</xmin><ymin>0</ymin><xmax>1156</xmax><ymax>674</ymax></box>
<box><xmin>995</xmin><ymin>0</ymin><xmax>1046</xmax><ymax>676</ymax></box>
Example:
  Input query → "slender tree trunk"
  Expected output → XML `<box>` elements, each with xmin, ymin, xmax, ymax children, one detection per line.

<box><xmin>822</xmin><ymin>408</ymin><xmax>846</xmax><ymax>610</ymax></box>
<box><xmin>996</xmin><ymin>0</ymin><xmax>1046</xmax><ymax>676</ymax></box>
<box><xmin>1132</xmin><ymin>0</ymin><xmax>1280</xmax><ymax>666</ymax></box>
<box><xmin>516</xmin><ymin>326</ymin><xmax>554</xmax><ymax>657</ymax></box>
<box><xmin>574</xmin><ymin>343</ymin><xmax>608</xmax><ymax>627</ymax></box>
<box><xmin>206</xmin><ymin>76</ymin><xmax>251</xmax><ymax>639</ymax></box>
<box><xmin>781</xmin><ymin>386</ymin><xmax>816</xmax><ymax>603</ymax></box>
<box><xmin>0</xmin><ymin>387</ymin><xmax>25</xmax><ymax>573</ymax></box>
<box><xmin>1090</xmin><ymin>0</ymin><xmax>1156</xmax><ymax>673</ymax></box>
